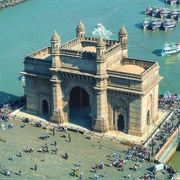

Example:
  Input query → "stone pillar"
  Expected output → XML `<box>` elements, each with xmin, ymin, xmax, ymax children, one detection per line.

<box><xmin>50</xmin><ymin>77</ymin><xmax>64</xmax><ymax>124</ymax></box>
<box><xmin>93</xmin><ymin>79</ymin><xmax>109</xmax><ymax>133</ymax></box>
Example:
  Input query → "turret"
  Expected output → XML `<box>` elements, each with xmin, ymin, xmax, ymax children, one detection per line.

<box><xmin>76</xmin><ymin>20</ymin><xmax>85</xmax><ymax>38</ymax></box>
<box><xmin>50</xmin><ymin>31</ymin><xmax>61</xmax><ymax>68</ymax></box>
<box><xmin>96</xmin><ymin>37</ymin><xmax>106</xmax><ymax>76</ymax></box>
<box><xmin>118</xmin><ymin>25</ymin><xmax>128</xmax><ymax>57</ymax></box>
<box><xmin>118</xmin><ymin>25</ymin><xmax>128</xmax><ymax>47</ymax></box>
<box><xmin>51</xmin><ymin>31</ymin><xmax>61</xmax><ymax>55</ymax></box>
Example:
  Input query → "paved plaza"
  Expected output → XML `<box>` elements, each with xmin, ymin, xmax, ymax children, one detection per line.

<box><xmin>0</xmin><ymin>117</ymin><xmax>171</xmax><ymax>179</ymax></box>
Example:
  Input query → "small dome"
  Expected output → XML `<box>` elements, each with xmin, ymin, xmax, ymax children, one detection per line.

<box><xmin>97</xmin><ymin>37</ymin><xmax>105</xmax><ymax>47</ymax></box>
<box><xmin>118</xmin><ymin>25</ymin><xmax>127</xmax><ymax>35</ymax></box>
<box><xmin>76</xmin><ymin>20</ymin><xmax>85</xmax><ymax>31</ymax></box>
<box><xmin>51</xmin><ymin>31</ymin><xmax>60</xmax><ymax>41</ymax></box>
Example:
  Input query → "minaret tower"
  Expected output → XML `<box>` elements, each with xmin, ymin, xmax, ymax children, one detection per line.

<box><xmin>93</xmin><ymin>37</ymin><xmax>109</xmax><ymax>133</ymax></box>
<box><xmin>118</xmin><ymin>25</ymin><xmax>128</xmax><ymax>58</ymax></box>
<box><xmin>50</xmin><ymin>31</ymin><xmax>64</xmax><ymax>124</ymax></box>
<box><xmin>76</xmin><ymin>20</ymin><xmax>85</xmax><ymax>38</ymax></box>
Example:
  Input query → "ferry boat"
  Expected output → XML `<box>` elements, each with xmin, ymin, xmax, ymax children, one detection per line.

<box><xmin>151</xmin><ymin>19</ymin><xmax>163</xmax><ymax>30</ymax></box>
<box><xmin>142</xmin><ymin>18</ymin><xmax>151</xmax><ymax>29</ymax></box>
<box><xmin>163</xmin><ymin>19</ymin><xmax>176</xmax><ymax>31</ymax></box>
<box><xmin>161</xmin><ymin>42</ymin><xmax>180</xmax><ymax>56</ymax></box>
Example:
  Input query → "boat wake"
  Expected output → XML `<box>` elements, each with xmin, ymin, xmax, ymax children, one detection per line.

<box><xmin>92</xmin><ymin>23</ymin><xmax>112</xmax><ymax>39</ymax></box>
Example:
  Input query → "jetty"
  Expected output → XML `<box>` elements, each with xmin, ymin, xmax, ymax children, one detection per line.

<box><xmin>0</xmin><ymin>0</ymin><xmax>29</xmax><ymax>9</ymax></box>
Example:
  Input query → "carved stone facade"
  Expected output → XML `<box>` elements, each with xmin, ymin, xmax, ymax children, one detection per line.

<box><xmin>21</xmin><ymin>21</ymin><xmax>162</xmax><ymax>136</ymax></box>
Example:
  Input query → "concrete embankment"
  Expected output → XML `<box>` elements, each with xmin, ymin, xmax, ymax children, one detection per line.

<box><xmin>0</xmin><ymin>0</ymin><xmax>29</xmax><ymax>9</ymax></box>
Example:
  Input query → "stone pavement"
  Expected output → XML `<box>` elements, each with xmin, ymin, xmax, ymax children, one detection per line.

<box><xmin>11</xmin><ymin>108</ymin><xmax>170</xmax><ymax>145</ymax></box>
<box><xmin>0</xmin><ymin>118</ymin><xmax>171</xmax><ymax>180</ymax></box>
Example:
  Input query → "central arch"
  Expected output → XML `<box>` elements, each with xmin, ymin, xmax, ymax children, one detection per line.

<box><xmin>117</xmin><ymin>114</ymin><xmax>125</xmax><ymax>131</ymax></box>
<box><xmin>69</xmin><ymin>86</ymin><xmax>91</xmax><ymax>129</ymax></box>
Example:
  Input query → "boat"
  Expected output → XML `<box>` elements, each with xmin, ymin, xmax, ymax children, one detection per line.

<box><xmin>158</xmin><ymin>91</ymin><xmax>180</xmax><ymax>102</ymax></box>
<box><xmin>142</xmin><ymin>18</ymin><xmax>151</xmax><ymax>29</ymax></box>
<box><xmin>151</xmin><ymin>7</ymin><xmax>163</xmax><ymax>18</ymax></box>
<box><xmin>178</xmin><ymin>14</ymin><xmax>180</xmax><ymax>21</ymax></box>
<box><xmin>170</xmin><ymin>0</ymin><xmax>177</xmax><ymax>4</ymax></box>
<box><xmin>150</xmin><ymin>19</ymin><xmax>163</xmax><ymax>30</ymax></box>
<box><xmin>145</xmin><ymin>6</ymin><xmax>156</xmax><ymax>15</ymax></box>
<box><xmin>97</xmin><ymin>23</ymin><xmax>103</xmax><ymax>29</ymax></box>
<box><xmin>160</xmin><ymin>8</ymin><xmax>172</xmax><ymax>18</ymax></box>
<box><xmin>170</xmin><ymin>9</ymin><xmax>180</xmax><ymax>20</ymax></box>
<box><xmin>163</xmin><ymin>19</ymin><xmax>176</xmax><ymax>31</ymax></box>
<box><xmin>161</xmin><ymin>42</ymin><xmax>180</xmax><ymax>56</ymax></box>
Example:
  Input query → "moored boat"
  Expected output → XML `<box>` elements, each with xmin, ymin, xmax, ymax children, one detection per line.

<box><xmin>163</xmin><ymin>19</ymin><xmax>176</xmax><ymax>31</ymax></box>
<box><xmin>145</xmin><ymin>6</ymin><xmax>156</xmax><ymax>15</ymax></box>
<box><xmin>151</xmin><ymin>19</ymin><xmax>163</xmax><ymax>30</ymax></box>
<box><xmin>170</xmin><ymin>0</ymin><xmax>177</xmax><ymax>4</ymax></box>
<box><xmin>151</xmin><ymin>7</ymin><xmax>163</xmax><ymax>17</ymax></box>
<box><xmin>178</xmin><ymin>14</ymin><xmax>180</xmax><ymax>21</ymax></box>
<box><xmin>170</xmin><ymin>9</ymin><xmax>180</xmax><ymax>19</ymax></box>
<box><xmin>161</xmin><ymin>42</ymin><xmax>180</xmax><ymax>56</ymax></box>
<box><xmin>160</xmin><ymin>8</ymin><xmax>172</xmax><ymax>18</ymax></box>
<box><xmin>142</xmin><ymin>18</ymin><xmax>151</xmax><ymax>29</ymax></box>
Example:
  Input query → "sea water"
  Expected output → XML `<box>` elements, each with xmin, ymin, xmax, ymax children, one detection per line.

<box><xmin>0</xmin><ymin>0</ymin><xmax>180</xmax><ymax>170</ymax></box>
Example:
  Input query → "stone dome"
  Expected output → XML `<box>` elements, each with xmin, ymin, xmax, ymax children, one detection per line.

<box><xmin>97</xmin><ymin>37</ymin><xmax>105</xmax><ymax>47</ymax></box>
<box><xmin>118</xmin><ymin>25</ymin><xmax>127</xmax><ymax>35</ymax></box>
<box><xmin>76</xmin><ymin>20</ymin><xmax>85</xmax><ymax>31</ymax></box>
<box><xmin>51</xmin><ymin>31</ymin><xmax>60</xmax><ymax>42</ymax></box>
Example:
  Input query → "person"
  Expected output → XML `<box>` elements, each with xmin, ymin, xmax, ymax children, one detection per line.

<box><xmin>10</xmin><ymin>156</ymin><xmax>14</xmax><ymax>161</ymax></box>
<box><xmin>35</xmin><ymin>165</ymin><xmax>37</xmax><ymax>171</ymax></box>
<box><xmin>78</xmin><ymin>161</ymin><xmax>81</xmax><ymax>167</ymax></box>
<box><xmin>103</xmin><ymin>172</ymin><xmax>106</xmax><ymax>177</ymax></box>
<box><xmin>79</xmin><ymin>172</ymin><xmax>83</xmax><ymax>179</ymax></box>
<box><xmin>128</xmin><ymin>173</ymin><xmax>130</xmax><ymax>179</ymax></box>
<box><xmin>55</xmin><ymin>147</ymin><xmax>58</xmax><ymax>154</ymax></box>
<box><xmin>65</xmin><ymin>152</ymin><xmax>68</xmax><ymax>159</ymax></box>
<box><xmin>19</xmin><ymin>152</ymin><xmax>22</xmax><ymax>157</ymax></box>
<box><xmin>19</xmin><ymin>170</ymin><xmax>21</xmax><ymax>176</ymax></box>
<box><xmin>54</xmin><ymin>141</ymin><xmax>57</xmax><ymax>146</ymax></box>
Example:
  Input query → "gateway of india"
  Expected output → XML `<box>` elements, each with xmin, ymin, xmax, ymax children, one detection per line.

<box><xmin>21</xmin><ymin>21</ymin><xmax>162</xmax><ymax>137</ymax></box>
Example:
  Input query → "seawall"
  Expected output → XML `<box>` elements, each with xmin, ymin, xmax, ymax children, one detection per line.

<box><xmin>155</xmin><ymin>127</ymin><xmax>180</xmax><ymax>163</ymax></box>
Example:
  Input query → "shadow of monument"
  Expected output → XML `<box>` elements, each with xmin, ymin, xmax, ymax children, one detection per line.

<box><xmin>69</xmin><ymin>107</ymin><xmax>92</xmax><ymax>130</ymax></box>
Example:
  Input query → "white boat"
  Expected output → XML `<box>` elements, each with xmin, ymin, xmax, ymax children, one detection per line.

<box><xmin>161</xmin><ymin>42</ymin><xmax>180</xmax><ymax>56</ymax></box>
<box><xmin>142</xmin><ymin>18</ymin><xmax>151</xmax><ymax>29</ymax></box>
<box><xmin>151</xmin><ymin>19</ymin><xmax>163</xmax><ymax>30</ymax></box>
<box><xmin>96</xmin><ymin>23</ymin><xmax>103</xmax><ymax>29</ymax></box>
<box><xmin>163</xmin><ymin>19</ymin><xmax>176</xmax><ymax>31</ymax></box>
<box><xmin>170</xmin><ymin>9</ymin><xmax>180</xmax><ymax>19</ymax></box>
<box><xmin>178</xmin><ymin>14</ymin><xmax>180</xmax><ymax>21</ymax></box>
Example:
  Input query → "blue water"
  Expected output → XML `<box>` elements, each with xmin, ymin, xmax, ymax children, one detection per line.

<box><xmin>0</xmin><ymin>0</ymin><xmax>180</xmax><ymax>102</ymax></box>
<box><xmin>0</xmin><ymin>0</ymin><xmax>180</xmax><ymax>171</ymax></box>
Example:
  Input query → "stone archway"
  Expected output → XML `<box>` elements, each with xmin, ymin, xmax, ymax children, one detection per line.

<box><xmin>113</xmin><ymin>98</ymin><xmax>128</xmax><ymax>133</ymax></box>
<box><xmin>42</xmin><ymin>99</ymin><xmax>49</xmax><ymax>114</ymax></box>
<box><xmin>117</xmin><ymin>114</ymin><xmax>125</xmax><ymax>131</ymax></box>
<box><xmin>69</xmin><ymin>87</ymin><xmax>89</xmax><ymax>108</ymax></box>
<box><xmin>69</xmin><ymin>86</ymin><xmax>91</xmax><ymax>129</ymax></box>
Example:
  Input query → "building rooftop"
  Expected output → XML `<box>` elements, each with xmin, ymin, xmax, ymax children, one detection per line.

<box><xmin>114</xmin><ymin>64</ymin><xmax>145</xmax><ymax>74</ymax></box>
